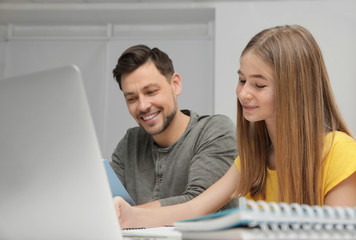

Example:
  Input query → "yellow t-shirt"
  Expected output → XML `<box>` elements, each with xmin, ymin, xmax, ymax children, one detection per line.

<box><xmin>234</xmin><ymin>131</ymin><xmax>356</xmax><ymax>204</ymax></box>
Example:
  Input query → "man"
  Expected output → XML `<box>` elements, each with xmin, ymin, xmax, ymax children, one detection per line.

<box><xmin>111</xmin><ymin>44</ymin><xmax>238</xmax><ymax>209</ymax></box>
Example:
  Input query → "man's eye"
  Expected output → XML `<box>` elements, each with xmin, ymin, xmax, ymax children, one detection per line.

<box><xmin>126</xmin><ymin>97</ymin><xmax>136</xmax><ymax>103</ymax></box>
<box><xmin>148</xmin><ymin>90</ymin><xmax>157</xmax><ymax>95</ymax></box>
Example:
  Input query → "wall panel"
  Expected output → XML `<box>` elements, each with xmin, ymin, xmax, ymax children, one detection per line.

<box><xmin>0</xmin><ymin>24</ymin><xmax>214</xmax><ymax>160</ymax></box>
<box><xmin>214</xmin><ymin>0</ymin><xmax>356</xmax><ymax>135</ymax></box>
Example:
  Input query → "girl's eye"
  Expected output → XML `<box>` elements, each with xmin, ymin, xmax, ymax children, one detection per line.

<box><xmin>239</xmin><ymin>78</ymin><xmax>246</xmax><ymax>84</ymax></box>
<box><xmin>256</xmin><ymin>84</ymin><xmax>266</xmax><ymax>88</ymax></box>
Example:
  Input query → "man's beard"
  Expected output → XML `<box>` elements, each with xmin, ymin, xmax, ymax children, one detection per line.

<box><xmin>141</xmin><ymin>105</ymin><xmax>178</xmax><ymax>136</ymax></box>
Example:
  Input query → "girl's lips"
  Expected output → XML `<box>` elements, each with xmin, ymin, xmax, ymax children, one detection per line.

<box><xmin>243</xmin><ymin>105</ymin><xmax>257</xmax><ymax>111</ymax></box>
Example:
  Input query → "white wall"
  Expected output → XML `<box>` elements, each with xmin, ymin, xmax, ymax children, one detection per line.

<box><xmin>213</xmin><ymin>0</ymin><xmax>356</xmax><ymax>136</ymax></box>
<box><xmin>1</xmin><ymin>0</ymin><xmax>356</xmax><ymax>160</ymax></box>
<box><xmin>2</xmin><ymin>39</ymin><xmax>109</xmax><ymax>151</ymax></box>
<box><xmin>0</xmin><ymin>18</ymin><xmax>214</xmax><ymax>160</ymax></box>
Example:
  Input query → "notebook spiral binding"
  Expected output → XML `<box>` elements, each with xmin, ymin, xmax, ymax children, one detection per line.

<box><xmin>244</xmin><ymin>199</ymin><xmax>356</xmax><ymax>239</ymax></box>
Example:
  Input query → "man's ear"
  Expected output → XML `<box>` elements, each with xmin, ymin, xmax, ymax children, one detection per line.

<box><xmin>170</xmin><ymin>73</ymin><xmax>182</xmax><ymax>96</ymax></box>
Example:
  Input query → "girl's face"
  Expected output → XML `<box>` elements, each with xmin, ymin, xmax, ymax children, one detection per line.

<box><xmin>236</xmin><ymin>52</ymin><xmax>276</xmax><ymax>124</ymax></box>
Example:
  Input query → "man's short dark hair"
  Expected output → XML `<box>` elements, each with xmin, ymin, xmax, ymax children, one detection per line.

<box><xmin>113</xmin><ymin>45</ymin><xmax>175</xmax><ymax>90</ymax></box>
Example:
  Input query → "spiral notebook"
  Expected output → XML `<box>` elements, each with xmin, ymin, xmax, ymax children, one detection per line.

<box><xmin>174</xmin><ymin>198</ymin><xmax>356</xmax><ymax>239</ymax></box>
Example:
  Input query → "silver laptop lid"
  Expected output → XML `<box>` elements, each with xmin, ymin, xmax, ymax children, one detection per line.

<box><xmin>0</xmin><ymin>65</ymin><xmax>122</xmax><ymax>239</ymax></box>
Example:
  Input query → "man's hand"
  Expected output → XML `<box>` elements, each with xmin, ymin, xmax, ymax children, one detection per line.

<box><xmin>113</xmin><ymin>196</ymin><xmax>135</xmax><ymax>229</ymax></box>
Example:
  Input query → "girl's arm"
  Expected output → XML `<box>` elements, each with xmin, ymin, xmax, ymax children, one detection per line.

<box><xmin>324</xmin><ymin>171</ymin><xmax>356</xmax><ymax>206</ymax></box>
<box><xmin>114</xmin><ymin>163</ymin><xmax>241</xmax><ymax>228</ymax></box>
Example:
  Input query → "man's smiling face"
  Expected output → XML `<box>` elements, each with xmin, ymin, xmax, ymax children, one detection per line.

<box><xmin>121</xmin><ymin>61</ymin><xmax>179</xmax><ymax>136</ymax></box>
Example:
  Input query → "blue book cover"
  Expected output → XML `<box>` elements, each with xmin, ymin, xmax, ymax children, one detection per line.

<box><xmin>102</xmin><ymin>159</ymin><xmax>135</xmax><ymax>206</ymax></box>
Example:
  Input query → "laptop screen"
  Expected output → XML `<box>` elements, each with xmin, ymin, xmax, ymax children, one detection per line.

<box><xmin>0</xmin><ymin>65</ymin><xmax>122</xmax><ymax>239</ymax></box>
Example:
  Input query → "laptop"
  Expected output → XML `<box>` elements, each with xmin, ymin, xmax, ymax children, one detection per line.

<box><xmin>0</xmin><ymin>65</ymin><xmax>123</xmax><ymax>239</ymax></box>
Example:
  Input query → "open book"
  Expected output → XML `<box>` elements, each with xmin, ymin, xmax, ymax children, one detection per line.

<box><xmin>122</xmin><ymin>227</ymin><xmax>181</xmax><ymax>240</ymax></box>
<box><xmin>174</xmin><ymin>198</ymin><xmax>356</xmax><ymax>239</ymax></box>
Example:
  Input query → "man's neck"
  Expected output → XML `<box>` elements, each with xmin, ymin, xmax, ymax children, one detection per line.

<box><xmin>153</xmin><ymin>110</ymin><xmax>190</xmax><ymax>148</ymax></box>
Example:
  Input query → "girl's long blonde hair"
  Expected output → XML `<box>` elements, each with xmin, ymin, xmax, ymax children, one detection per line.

<box><xmin>236</xmin><ymin>25</ymin><xmax>352</xmax><ymax>205</ymax></box>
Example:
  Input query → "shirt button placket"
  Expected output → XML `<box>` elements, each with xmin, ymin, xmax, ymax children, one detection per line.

<box><xmin>153</xmin><ymin>152</ymin><xmax>164</xmax><ymax>199</ymax></box>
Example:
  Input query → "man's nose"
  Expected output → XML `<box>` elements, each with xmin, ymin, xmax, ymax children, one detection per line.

<box><xmin>138</xmin><ymin>96</ymin><xmax>151</xmax><ymax>112</ymax></box>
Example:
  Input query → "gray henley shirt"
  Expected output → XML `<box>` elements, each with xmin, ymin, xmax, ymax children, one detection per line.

<box><xmin>111</xmin><ymin>110</ymin><xmax>238</xmax><ymax>208</ymax></box>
